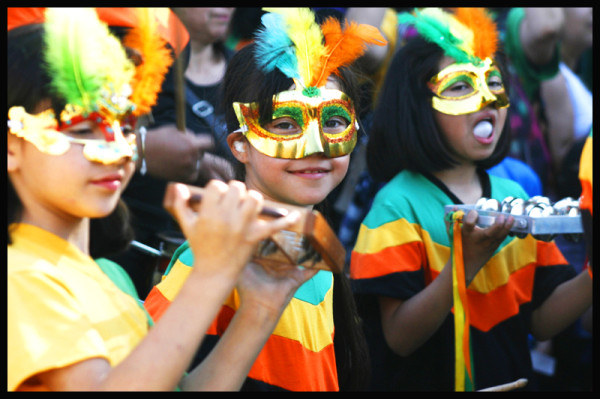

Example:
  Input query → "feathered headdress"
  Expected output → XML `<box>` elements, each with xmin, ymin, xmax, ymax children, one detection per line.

<box><xmin>43</xmin><ymin>8</ymin><xmax>135</xmax><ymax>116</ymax></box>
<box><xmin>122</xmin><ymin>8</ymin><xmax>174</xmax><ymax>116</ymax></box>
<box><xmin>255</xmin><ymin>8</ymin><xmax>387</xmax><ymax>94</ymax></box>
<box><xmin>43</xmin><ymin>7</ymin><xmax>174</xmax><ymax>120</ymax></box>
<box><xmin>399</xmin><ymin>7</ymin><xmax>498</xmax><ymax>66</ymax></box>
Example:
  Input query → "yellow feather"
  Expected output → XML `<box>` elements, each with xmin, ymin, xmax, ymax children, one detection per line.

<box><xmin>263</xmin><ymin>8</ymin><xmax>325</xmax><ymax>87</ymax></box>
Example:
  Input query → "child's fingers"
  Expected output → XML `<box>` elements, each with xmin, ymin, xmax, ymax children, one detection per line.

<box><xmin>490</xmin><ymin>214</ymin><xmax>515</xmax><ymax>240</ymax></box>
<box><xmin>163</xmin><ymin>183</ymin><xmax>188</xmax><ymax>218</ymax></box>
<box><xmin>484</xmin><ymin>214</ymin><xmax>515</xmax><ymax>240</ymax></box>
<box><xmin>462</xmin><ymin>209</ymin><xmax>479</xmax><ymax>233</ymax></box>
<box><xmin>246</xmin><ymin>211</ymin><xmax>302</xmax><ymax>244</ymax></box>
<box><xmin>166</xmin><ymin>183</ymin><xmax>195</xmax><ymax>228</ymax></box>
<box><xmin>200</xmin><ymin>179</ymin><xmax>229</xmax><ymax>211</ymax></box>
<box><xmin>220</xmin><ymin>180</ymin><xmax>248</xmax><ymax>216</ymax></box>
<box><xmin>298</xmin><ymin>266</ymin><xmax>319</xmax><ymax>282</ymax></box>
<box><xmin>237</xmin><ymin>189</ymin><xmax>264</xmax><ymax>229</ymax></box>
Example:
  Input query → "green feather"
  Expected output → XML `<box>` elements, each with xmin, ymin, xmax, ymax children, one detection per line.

<box><xmin>43</xmin><ymin>8</ymin><xmax>131</xmax><ymax>113</ymax></box>
<box><xmin>399</xmin><ymin>9</ymin><xmax>471</xmax><ymax>65</ymax></box>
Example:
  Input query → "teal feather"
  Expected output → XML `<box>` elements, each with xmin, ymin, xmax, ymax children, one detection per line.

<box><xmin>254</xmin><ymin>13</ymin><xmax>300</xmax><ymax>81</ymax></box>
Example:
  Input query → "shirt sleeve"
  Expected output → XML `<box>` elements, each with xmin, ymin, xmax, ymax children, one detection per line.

<box><xmin>350</xmin><ymin>199</ymin><xmax>427</xmax><ymax>300</ymax></box>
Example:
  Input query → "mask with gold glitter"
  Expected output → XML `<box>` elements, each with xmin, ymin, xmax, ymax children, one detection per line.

<box><xmin>7</xmin><ymin>8</ymin><xmax>174</xmax><ymax>165</ymax></box>
<box><xmin>233</xmin><ymin>8</ymin><xmax>386</xmax><ymax>159</ymax></box>
<box><xmin>400</xmin><ymin>8</ymin><xmax>510</xmax><ymax>116</ymax></box>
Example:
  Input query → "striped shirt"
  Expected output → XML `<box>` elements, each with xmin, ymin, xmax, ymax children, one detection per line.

<box><xmin>144</xmin><ymin>242</ymin><xmax>338</xmax><ymax>391</ymax></box>
<box><xmin>350</xmin><ymin>170</ymin><xmax>575</xmax><ymax>390</ymax></box>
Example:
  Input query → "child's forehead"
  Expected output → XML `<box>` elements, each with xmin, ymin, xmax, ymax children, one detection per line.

<box><xmin>288</xmin><ymin>77</ymin><xmax>342</xmax><ymax>92</ymax></box>
<box><xmin>273</xmin><ymin>88</ymin><xmax>352</xmax><ymax>106</ymax></box>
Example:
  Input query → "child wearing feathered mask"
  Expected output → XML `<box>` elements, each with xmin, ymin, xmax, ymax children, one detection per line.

<box><xmin>144</xmin><ymin>8</ymin><xmax>387</xmax><ymax>391</ymax></box>
<box><xmin>350</xmin><ymin>8</ymin><xmax>592</xmax><ymax>391</ymax></box>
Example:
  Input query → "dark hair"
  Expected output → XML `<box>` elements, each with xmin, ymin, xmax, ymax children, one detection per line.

<box><xmin>220</xmin><ymin>42</ymin><xmax>370</xmax><ymax>390</ymax></box>
<box><xmin>367</xmin><ymin>35</ymin><xmax>511</xmax><ymax>183</ymax></box>
<box><xmin>228</xmin><ymin>8</ymin><xmax>266</xmax><ymax>44</ymax></box>
<box><xmin>89</xmin><ymin>200</ymin><xmax>135</xmax><ymax>259</ymax></box>
<box><xmin>7</xmin><ymin>25</ymin><xmax>56</xmax><ymax>244</ymax></box>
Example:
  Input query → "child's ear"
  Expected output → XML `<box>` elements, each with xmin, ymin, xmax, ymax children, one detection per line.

<box><xmin>227</xmin><ymin>132</ymin><xmax>248</xmax><ymax>162</ymax></box>
<box><xmin>7</xmin><ymin>133</ymin><xmax>22</xmax><ymax>172</ymax></box>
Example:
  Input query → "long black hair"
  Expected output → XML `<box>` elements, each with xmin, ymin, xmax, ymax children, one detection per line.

<box><xmin>367</xmin><ymin>35</ymin><xmax>511</xmax><ymax>183</ymax></box>
<box><xmin>7</xmin><ymin>25</ymin><xmax>53</xmax><ymax>244</ymax></box>
<box><xmin>220</xmin><ymin>43</ymin><xmax>371</xmax><ymax>390</ymax></box>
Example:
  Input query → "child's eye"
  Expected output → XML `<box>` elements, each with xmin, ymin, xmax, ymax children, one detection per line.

<box><xmin>67</xmin><ymin>127</ymin><xmax>94</xmax><ymax>135</ymax></box>
<box><xmin>487</xmin><ymin>77</ymin><xmax>504</xmax><ymax>91</ymax></box>
<box><xmin>274</xmin><ymin>121</ymin><xmax>295</xmax><ymax>130</ymax></box>
<box><xmin>61</xmin><ymin>122</ymin><xmax>97</xmax><ymax>138</ymax></box>
<box><xmin>323</xmin><ymin>116</ymin><xmax>349</xmax><ymax>133</ymax></box>
<box><xmin>264</xmin><ymin>117</ymin><xmax>302</xmax><ymax>135</ymax></box>
<box><xmin>321</xmin><ymin>105</ymin><xmax>351</xmax><ymax>133</ymax></box>
<box><xmin>442</xmin><ymin>81</ymin><xmax>474</xmax><ymax>97</ymax></box>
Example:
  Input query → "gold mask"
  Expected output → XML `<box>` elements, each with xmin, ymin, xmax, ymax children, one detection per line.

<box><xmin>7</xmin><ymin>105</ymin><xmax>137</xmax><ymax>165</ymax></box>
<box><xmin>429</xmin><ymin>58</ymin><xmax>510</xmax><ymax>116</ymax></box>
<box><xmin>233</xmin><ymin>88</ymin><xmax>358</xmax><ymax>159</ymax></box>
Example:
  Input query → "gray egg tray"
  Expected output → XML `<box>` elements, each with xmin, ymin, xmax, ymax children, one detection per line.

<box><xmin>444</xmin><ymin>205</ymin><xmax>583</xmax><ymax>235</ymax></box>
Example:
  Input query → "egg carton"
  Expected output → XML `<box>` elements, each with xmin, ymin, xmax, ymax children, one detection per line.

<box><xmin>444</xmin><ymin>205</ymin><xmax>583</xmax><ymax>236</ymax></box>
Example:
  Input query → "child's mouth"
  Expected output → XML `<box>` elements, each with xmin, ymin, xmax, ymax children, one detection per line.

<box><xmin>289</xmin><ymin>168</ymin><xmax>329</xmax><ymax>179</ymax></box>
<box><xmin>473</xmin><ymin>120</ymin><xmax>494</xmax><ymax>143</ymax></box>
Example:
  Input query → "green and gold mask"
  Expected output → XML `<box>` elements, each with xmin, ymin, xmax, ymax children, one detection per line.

<box><xmin>233</xmin><ymin>88</ymin><xmax>357</xmax><ymax>159</ymax></box>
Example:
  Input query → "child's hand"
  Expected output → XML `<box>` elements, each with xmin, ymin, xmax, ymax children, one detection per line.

<box><xmin>236</xmin><ymin>261</ymin><xmax>318</xmax><ymax>318</ymax></box>
<box><xmin>459</xmin><ymin>209</ymin><xmax>514</xmax><ymax>284</ymax></box>
<box><xmin>164</xmin><ymin>180</ymin><xmax>301</xmax><ymax>279</ymax></box>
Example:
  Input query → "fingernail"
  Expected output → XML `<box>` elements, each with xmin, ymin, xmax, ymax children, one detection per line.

<box><xmin>176</xmin><ymin>183</ymin><xmax>191</xmax><ymax>199</ymax></box>
<box><xmin>288</xmin><ymin>211</ymin><xmax>301</xmax><ymax>222</ymax></box>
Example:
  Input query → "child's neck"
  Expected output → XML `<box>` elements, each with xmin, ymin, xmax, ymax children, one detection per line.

<box><xmin>432</xmin><ymin>164</ymin><xmax>482</xmax><ymax>205</ymax></box>
<box><xmin>21</xmin><ymin>212</ymin><xmax>90</xmax><ymax>255</ymax></box>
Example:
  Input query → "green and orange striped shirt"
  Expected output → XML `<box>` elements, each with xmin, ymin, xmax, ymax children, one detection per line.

<box><xmin>144</xmin><ymin>242</ymin><xmax>338</xmax><ymax>391</ymax></box>
<box><xmin>350</xmin><ymin>170</ymin><xmax>575</xmax><ymax>390</ymax></box>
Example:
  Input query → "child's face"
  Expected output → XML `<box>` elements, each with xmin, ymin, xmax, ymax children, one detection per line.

<box><xmin>432</xmin><ymin>56</ymin><xmax>508</xmax><ymax>164</ymax></box>
<box><xmin>428</xmin><ymin>58</ymin><xmax>509</xmax><ymax>116</ymax></box>
<box><xmin>235</xmin><ymin>79</ymin><xmax>351</xmax><ymax>207</ymax></box>
<box><xmin>233</xmin><ymin>77</ymin><xmax>357</xmax><ymax>160</ymax></box>
<box><xmin>7</xmin><ymin>113</ymin><xmax>135</xmax><ymax>221</ymax></box>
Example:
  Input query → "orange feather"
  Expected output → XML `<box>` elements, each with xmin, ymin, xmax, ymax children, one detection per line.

<box><xmin>123</xmin><ymin>8</ymin><xmax>174</xmax><ymax>116</ymax></box>
<box><xmin>313</xmin><ymin>17</ymin><xmax>387</xmax><ymax>88</ymax></box>
<box><xmin>453</xmin><ymin>8</ymin><xmax>498</xmax><ymax>61</ymax></box>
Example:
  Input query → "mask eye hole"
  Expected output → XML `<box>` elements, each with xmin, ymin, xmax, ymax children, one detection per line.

<box><xmin>263</xmin><ymin>116</ymin><xmax>303</xmax><ymax>135</ymax></box>
<box><xmin>60</xmin><ymin>120</ymin><xmax>100</xmax><ymax>139</ymax></box>
<box><xmin>486</xmin><ymin>69</ymin><xmax>505</xmax><ymax>93</ymax></box>
<box><xmin>437</xmin><ymin>73</ymin><xmax>477</xmax><ymax>99</ymax></box>
<box><xmin>264</xmin><ymin>105</ymin><xmax>305</xmax><ymax>136</ymax></box>
<box><xmin>322</xmin><ymin>116</ymin><xmax>349</xmax><ymax>132</ymax></box>
<box><xmin>320</xmin><ymin>104</ymin><xmax>352</xmax><ymax>134</ymax></box>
